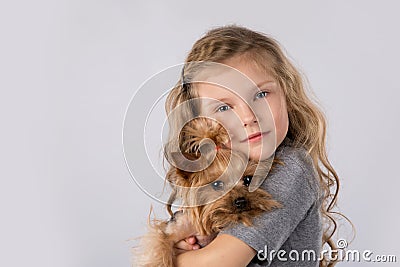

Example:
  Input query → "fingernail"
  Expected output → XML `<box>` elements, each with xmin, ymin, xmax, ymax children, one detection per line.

<box><xmin>193</xmin><ymin>245</ymin><xmax>200</xmax><ymax>250</ymax></box>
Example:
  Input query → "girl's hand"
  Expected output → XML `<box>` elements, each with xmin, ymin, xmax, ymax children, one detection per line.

<box><xmin>174</xmin><ymin>233</ymin><xmax>217</xmax><ymax>255</ymax></box>
<box><xmin>174</xmin><ymin>236</ymin><xmax>200</xmax><ymax>255</ymax></box>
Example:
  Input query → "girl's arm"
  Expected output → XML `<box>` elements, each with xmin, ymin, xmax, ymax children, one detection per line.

<box><xmin>176</xmin><ymin>234</ymin><xmax>256</xmax><ymax>267</ymax></box>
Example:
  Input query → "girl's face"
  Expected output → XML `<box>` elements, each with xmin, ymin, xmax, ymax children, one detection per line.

<box><xmin>196</xmin><ymin>56</ymin><xmax>289</xmax><ymax>161</ymax></box>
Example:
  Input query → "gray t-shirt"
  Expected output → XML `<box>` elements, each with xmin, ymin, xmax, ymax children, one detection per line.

<box><xmin>219</xmin><ymin>137</ymin><xmax>323</xmax><ymax>266</ymax></box>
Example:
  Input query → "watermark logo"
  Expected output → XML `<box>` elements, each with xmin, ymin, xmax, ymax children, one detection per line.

<box><xmin>256</xmin><ymin>238</ymin><xmax>397</xmax><ymax>263</ymax></box>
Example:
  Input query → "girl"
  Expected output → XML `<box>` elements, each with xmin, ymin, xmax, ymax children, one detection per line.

<box><xmin>163</xmin><ymin>25</ymin><xmax>349</xmax><ymax>267</ymax></box>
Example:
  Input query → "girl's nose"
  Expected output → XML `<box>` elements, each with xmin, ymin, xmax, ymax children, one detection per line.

<box><xmin>238</xmin><ymin>103</ymin><xmax>258</xmax><ymax>127</ymax></box>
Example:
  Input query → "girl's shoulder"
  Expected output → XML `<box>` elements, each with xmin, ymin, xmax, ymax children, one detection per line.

<box><xmin>275</xmin><ymin>136</ymin><xmax>316</xmax><ymax>177</ymax></box>
<box><xmin>266</xmin><ymin>136</ymin><xmax>321</xmax><ymax>200</ymax></box>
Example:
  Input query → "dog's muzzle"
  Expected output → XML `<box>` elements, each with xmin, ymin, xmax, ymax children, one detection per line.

<box><xmin>233</xmin><ymin>197</ymin><xmax>248</xmax><ymax>210</ymax></box>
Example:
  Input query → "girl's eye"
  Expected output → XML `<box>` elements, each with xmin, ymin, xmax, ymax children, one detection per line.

<box><xmin>255</xmin><ymin>91</ymin><xmax>268</xmax><ymax>99</ymax></box>
<box><xmin>216</xmin><ymin>105</ymin><xmax>231</xmax><ymax>112</ymax></box>
<box><xmin>211</xmin><ymin>180</ymin><xmax>225</xmax><ymax>191</ymax></box>
<box><xmin>243</xmin><ymin>175</ymin><xmax>253</xmax><ymax>187</ymax></box>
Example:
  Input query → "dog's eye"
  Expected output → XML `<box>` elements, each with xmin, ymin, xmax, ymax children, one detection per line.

<box><xmin>243</xmin><ymin>175</ymin><xmax>253</xmax><ymax>187</ymax></box>
<box><xmin>211</xmin><ymin>180</ymin><xmax>224</xmax><ymax>191</ymax></box>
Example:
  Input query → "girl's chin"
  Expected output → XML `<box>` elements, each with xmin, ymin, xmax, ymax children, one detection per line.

<box><xmin>249</xmin><ymin>147</ymin><xmax>276</xmax><ymax>161</ymax></box>
<box><xmin>226</xmin><ymin>141</ymin><xmax>275</xmax><ymax>160</ymax></box>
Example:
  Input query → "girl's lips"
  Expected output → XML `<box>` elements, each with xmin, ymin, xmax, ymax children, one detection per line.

<box><xmin>241</xmin><ymin>131</ymin><xmax>270</xmax><ymax>143</ymax></box>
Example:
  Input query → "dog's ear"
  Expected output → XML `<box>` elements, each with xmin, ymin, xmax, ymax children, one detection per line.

<box><xmin>166</xmin><ymin>167</ymin><xmax>188</xmax><ymax>185</ymax></box>
<box><xmin>166</xmin><ymin>152</ymin><xmax>200</xmax><ymax>186</ymax></box>
<box><xmin>168</xmin><ymin>151</ymin><xmax>209</xmax><ymax>172</ymax></box>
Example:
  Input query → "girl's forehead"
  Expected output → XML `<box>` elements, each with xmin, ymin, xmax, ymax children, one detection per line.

<box><xmin>193</xmin><ymin>59</ymin><xmax>276</xmax><ymax>91</ymax></box>
<box><xmin>186</xmin><ymin>58</ymin><xmax>280</xmax><ymax>107</ymax></box>
<box><xmin>194</xmin><ymin>71</ymin><xmax>277</xmax><ymax>101</ymax></box>
<box><xmin>196</xmin><ymin>83</ymin><xmax>239</xmax><ymax>101</ymax></box>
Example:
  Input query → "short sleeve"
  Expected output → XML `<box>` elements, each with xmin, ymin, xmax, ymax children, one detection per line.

<box><xmin>219</xmin><ymin>147</ymin><xmax>319</xmax><ymax>266</ymax></box>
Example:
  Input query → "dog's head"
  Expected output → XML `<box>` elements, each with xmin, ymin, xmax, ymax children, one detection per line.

<box><xmin>165</xmin><ymin>117</ymin><xmax>281</xmax><ymax>235</ymax></box>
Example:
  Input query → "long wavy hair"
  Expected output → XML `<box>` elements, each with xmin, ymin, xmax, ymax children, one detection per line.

<box><xmin>164</xmin><ymin>25</ymin><xmax>352</xmax><ymax>266</ymax></box>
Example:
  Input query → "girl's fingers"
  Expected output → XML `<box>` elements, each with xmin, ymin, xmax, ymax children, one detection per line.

<box><xmin>174</xmin><ymin>239</ymin><xmax>200</xmax><ymax>251</ymax></box>
<box><xmin>185</xmin><ymin>236</ymin><xmax>196</xmax><ymax>244</ymax></box>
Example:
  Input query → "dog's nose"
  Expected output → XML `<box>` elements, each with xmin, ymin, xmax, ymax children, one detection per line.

<box><xmin>233</xmin><ymin>197</ymin><xmax>248</xmax><ymax>209</ymax></box>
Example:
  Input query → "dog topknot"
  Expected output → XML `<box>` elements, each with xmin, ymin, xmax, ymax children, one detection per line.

<box><xmin>179</xmin><ymin>117</ymin><xmax>230</xmax><ymax>155</ymax></box>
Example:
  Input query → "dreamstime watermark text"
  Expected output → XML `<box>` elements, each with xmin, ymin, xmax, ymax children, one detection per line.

<box><xmin>257</xmin><ymin>238</ymin><xmax>397</xmax><ymax>263</ymax></box>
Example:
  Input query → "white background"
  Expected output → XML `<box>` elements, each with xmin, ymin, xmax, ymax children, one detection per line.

<box><xmin>1</xmin><ymin>1</ymin><xmax>399</xmax><ymax>266</ymax></box>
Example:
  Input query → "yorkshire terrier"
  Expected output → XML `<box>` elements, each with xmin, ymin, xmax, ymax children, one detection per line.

<box><xmin>133</xmin><ymin>117</ymin><xmax>282</xmax><ymax>267</ymax></box>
